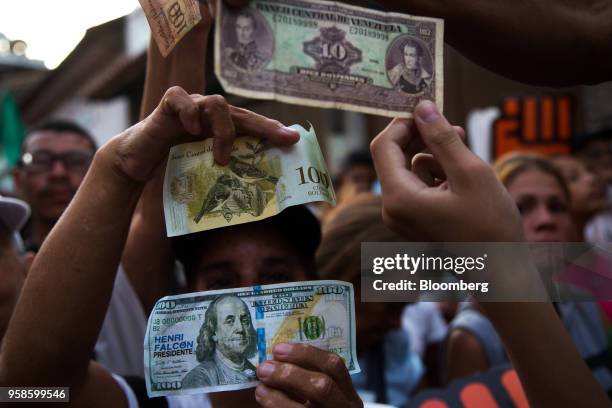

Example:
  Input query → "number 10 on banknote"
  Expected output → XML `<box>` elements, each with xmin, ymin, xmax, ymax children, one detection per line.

<box><xmin>144</xmin><ymin>280</ymin><xmax>359</xmax><ymax>396</ymax></box>
<box><xmin>215</xmin><ymin>0</ymin><xmax>444</xmax><ymax>117</ymax></box>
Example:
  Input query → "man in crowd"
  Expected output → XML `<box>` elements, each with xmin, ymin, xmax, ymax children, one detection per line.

<box><xmin>0</xmin><ymin>195</ymin><xmax>31</xmax><ymax>344</ymax></box>
<box><xmin>12</xmin><ymin>120</ymin><xmax>96</xmax><ymax>252</ymax></box>
<box><xmin>0</xmin><ymin>86</ymin><xmax>609</xmax><ymax>407</ymax></box>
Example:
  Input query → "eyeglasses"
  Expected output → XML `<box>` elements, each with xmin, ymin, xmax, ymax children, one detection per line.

<box><xmin>20</xmin><ymin>150</ymin><xmax>93</xmax><ymax>173</ymax></box>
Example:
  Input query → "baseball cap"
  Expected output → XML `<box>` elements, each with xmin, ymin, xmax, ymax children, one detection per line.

<box><xmin>0</xmin><ymin>195</ymin><xmax>30</xmax><ymax>234</ymax></box>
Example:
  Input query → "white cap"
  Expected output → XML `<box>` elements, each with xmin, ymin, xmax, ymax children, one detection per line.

<box><xmin>0</xmin><ymin>195</ymin><xmax>30</xmax><ymax>234</ymax></box>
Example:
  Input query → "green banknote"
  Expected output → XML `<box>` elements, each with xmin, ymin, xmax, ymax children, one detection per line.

<box><xmin>144</xmin><ymin>280</ymin><xmax>359</xmax><ymax>396</ymax></box>
<box><xmin>163</xmin><ymin>124</ymin><xmax>335</xmax><ymax>237</ymax></box>
<box><xmin>215</xmin><ymin>0</ymin><xmax>444</xmax><ymax>118</ymax></box>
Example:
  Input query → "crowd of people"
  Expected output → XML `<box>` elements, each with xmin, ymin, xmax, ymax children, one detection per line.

<box><xmin>2</xmin><ymin>0</ymin><xmax>612</xmax><ymax>407</ymax></box>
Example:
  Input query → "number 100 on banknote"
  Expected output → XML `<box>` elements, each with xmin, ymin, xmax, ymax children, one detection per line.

<box><xmin>215</xmin><ymin>0</ymin><xmax>444</xmax><ymax>118</ymax></box>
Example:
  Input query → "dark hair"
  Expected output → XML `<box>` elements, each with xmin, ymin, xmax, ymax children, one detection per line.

<box><xmin>172</xmin><ymin>206</ymin><xmax>321</xmax><ymax>287</ymax></box>
<box><xmin>402</xmin><ymin>39</ymin><xmax>424</xmax><ymax>57</ymax></box>
<box><xmin>341</xmin><ymin>150</ymin><xmax>373</xmax><ymax>171</ymax></box>
<box><xmin>236</xmin><ymin>10</ymin><xmax>257</xmax><ymax>30</ymax></box>
<box><xmin>317</xmin><ymin>194</ymin><xmax>404</xmax><ymax>282</ymax></box>
<box><xmin>571</xmin><ymin>128</ymin><xmax>612</xmax><ymax>154</ymax></box>
<box><xmin>195</xmin><ymin>295</ymin><xmax>258</xmax><ymax>362</ymax></box>
<box><xmin>22</xmin><ymin>120</ymin><xmax>97</xmax><ymax>153</ymax></box>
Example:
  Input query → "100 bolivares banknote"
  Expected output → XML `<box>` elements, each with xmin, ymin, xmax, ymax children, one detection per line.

<box><xmin>215</xmin><ymin>0</ymin><xmax>444</xmax><ymax>118</ymax></box>
<box><xmin>139</xmin><ymin>0</ymin><xmax>202</xmax><ymax>57</ymax></box>
<box><xmin>144</xmin><ymin>280</ymin><xmax>359</xmax><ymax>396</ymax></box>
<box><xmin>163</xmin><ymin>124</ymin><xmax>335</xmax><ymax>237</ymax></box>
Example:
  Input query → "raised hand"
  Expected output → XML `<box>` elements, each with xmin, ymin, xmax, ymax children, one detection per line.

<box><xmin>370</xmin><ymin>100</ymin><xmax>523</xmax><ymax>242</ymax></box>
<box><xmin>256</xmin><ymin>343</ymin><xmax>363</xmax><ymax>408</ymax></box>
<box><xmin>109</xmin><ymin>86</ymin><xmax>299</xmax><ymax>183</ymax></box>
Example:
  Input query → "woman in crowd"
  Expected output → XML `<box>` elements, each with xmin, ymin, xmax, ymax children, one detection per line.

<box><xmin>551</xmin><ymin>155</ymin><xmax>606</xmax><ymax>240</ymax></box>
<box><xmin>446</xmin><ymin>152</ymin><xmax>612</xmax><ymax>394</ymax></box>
<box><xmin>317</xmin><ymin>193</ymin><xmax>425</xmax><ymax>406</ymax></box>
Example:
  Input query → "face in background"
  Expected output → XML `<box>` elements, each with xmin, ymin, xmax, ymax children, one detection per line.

<box><xmin>578</xmin><ymin>138</ymin><xmax>612</xmax><ymax>185</ymax></box>
<box><xmin>190</xmin><ymin>222</ymin><xmax>309</xmax><ymax>292</ymax></box>
<box><xmin>552</xmin><ymin>156</ymin><xmax>605</xmax><ymax>218</ymax></box>
<box><xmin>340</xmin><ymin>164</ymin><xmax>377</xmax><ymax>194</ymax></box>
<box><xmin>506</xmin><ymin>169</ymin><xmax>574</xmax><ymax>242</ymax></box>
<box><xmin>0</xmin><ymin>230</ymin><xmax>31</xmax><ymax>343</ymax></box>
<box><xmin>235</xmin><ymin>15</ymin><xmax>255</xmax><ymax>46</ymax></box>
<box><xmin>13</xmin><ymin>131</ymin><xmax>94</xmax><ymax>225</ymax></box>
<box><xmin>403</xmin><ymin>44</ymin><xmax>420</xmax><ymax>70</ymax></box>
<box><xmin>214</xmin><ymin>297</ymin><xmax>253</xmax><ymax>362</ymax></box>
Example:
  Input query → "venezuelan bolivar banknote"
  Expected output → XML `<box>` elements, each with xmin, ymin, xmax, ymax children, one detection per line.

<box><xmin>163</xmin><ymin>124</ymin><xmax>335</xmax><ymax>237</ymax></box>
<box><xmin>139</xmin><ymin>0</ymin><xmax>201</xmax><ymax>57</ymax></box>
<box><xmin>144</xmin><ymin>280</ymin><xmax>359</xmax><ymax>396</ymax></box>
<box><xmin>215</xmin><ymin>0</ymin><xmax>444</xmax><ymax>118</ymax></box>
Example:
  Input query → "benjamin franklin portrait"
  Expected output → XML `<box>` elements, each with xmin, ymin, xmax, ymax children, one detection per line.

<box><xmin>182</xmin><ymin>295</ymin><xmax>258</xmax><ymax>388</ymax></box>
<box><xmin>223</xmin><ymin>10</ymin><xmax>272</xmax><ymax>72</ymax></box>
<box><xmin>387</xmin><ymin>37</ymin><xmax>433</xmax><ymax>94</ymax></box>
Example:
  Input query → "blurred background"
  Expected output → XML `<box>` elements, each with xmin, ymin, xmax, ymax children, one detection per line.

<box><xmin>1</xmin><ymin>0</ymin><xmax>611</xmax><ymax>190</ymax></box>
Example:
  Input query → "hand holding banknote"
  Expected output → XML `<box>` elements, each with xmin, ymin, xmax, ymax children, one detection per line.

<box><xmin>109</xmin><ymin>86</ymin><xmax>299</xmax><ymax>183</ymax></box>
<box><xmin>255</xmin><ymin>343</ymin><xmax>364</xmax><ymax>408</ymax></box>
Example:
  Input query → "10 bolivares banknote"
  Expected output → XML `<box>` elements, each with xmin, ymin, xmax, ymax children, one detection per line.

<box><xmin>215</xmin><ymin>0</ymin><xmax>444</xmax><ymax>118</ymax></box>
<box><xmin>144</xmin><ymin>280</ymin><xmax>359</xmax><ymax>396</ymax></box>
<box><xmin>163</xmin><ymin>124</ymin><xmax>335</xmax><ymax>237</ymax></box>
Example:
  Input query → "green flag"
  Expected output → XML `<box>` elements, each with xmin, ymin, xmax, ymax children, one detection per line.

<box><xmin>0</xmin><ymin>91</ymin><xmax>25</xmax><ymax>190</ymax></box>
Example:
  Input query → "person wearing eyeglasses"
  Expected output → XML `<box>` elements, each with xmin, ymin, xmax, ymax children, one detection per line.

<box><xmin>12</xmin><ymin>120</ymin><xmax>96</xmax><ymax>252</ymax></box>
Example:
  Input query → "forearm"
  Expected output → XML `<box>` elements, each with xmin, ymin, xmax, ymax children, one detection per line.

<box><xmin>483</xmin><ymin>302</ymin><xmax>610</xmax><ymax>407</ymax></box>
<box><xmin>0</xmin><ymin>134</ymin><xmax>144</xmax><ymax>386</ymax></box>
<box><xmin>125</xmin><ymin>19</ymin><xmax>211</xmax><ymax>312</ymax></box>
<box><xmin>377</xmin><ymin>0</ymin><xmax>612</xmax><ymax>85</ymax></box>
<box><xmin>140</xmin><ymin>22</ymin><xmax>210</xmax><ymax>119</ymax></box>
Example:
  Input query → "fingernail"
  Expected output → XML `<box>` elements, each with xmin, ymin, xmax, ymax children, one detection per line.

<box><xmin>416</xmin><ymin>100</ymin><xmax>440</xmax><ymax>123</ymax></box>
<box><xmin>258</xmin><ymin>361</ymin><xmax>275</xmax><ymax>378</ymax></box>
<box><xmin>273</xmin><ymin>343</ymin><xmax>292</xmax><ymax>356</ymax></box>
<box><xmin>255</xmin><ymin>384</ymin><xmax>269</xmax><ymax>398</ymax></box>
<box><xmin>280</xmin><ymin>126</ymin><xmax>299</xmax><ymax>138</ymax></box>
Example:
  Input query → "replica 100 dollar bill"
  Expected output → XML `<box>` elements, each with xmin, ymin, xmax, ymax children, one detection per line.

<box><xmin>163</xmin><ymin>124</ymin><xmax>335</xmax><ymax>237</ymax></box>
<box><xmin>139</xmin><ymin>0</ymin><xmax>201</xmax><ymax>57</ymax></box>
<box><xmin>215</xmin><ymin>0</ymin><xmax>443</xmax><ymax>118</ymax></box>
<box><xmin>144</xmin><ymin>280</ymin><xmax>359</xmax><ymax>396</ymax></box>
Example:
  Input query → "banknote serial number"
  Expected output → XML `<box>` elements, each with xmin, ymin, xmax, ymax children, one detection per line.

<box><xmin>0</xmin><ymin>387</ymin><xmax>69</xmax><ymax>402</ymax></box>
<box><xmin>272</xmin><ymin>14</ymin><xmax>318</xmax><ymax>29</ymax></box>
<box><xmin>349</xmin><ymin>26</ymin><xmax>389</xmax><ymax>41</ymax></box>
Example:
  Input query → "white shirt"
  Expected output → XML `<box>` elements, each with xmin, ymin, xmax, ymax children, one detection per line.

<box><xmin>96</xmin><ymin>264</ymin><xmax>147</xmax><ymax>377</ymax></box>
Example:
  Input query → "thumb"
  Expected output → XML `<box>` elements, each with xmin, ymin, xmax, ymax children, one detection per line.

<box><xmin>413</xmin><ymin>101</ymin><xmax>474</xmax><ymax>188</ymax></box>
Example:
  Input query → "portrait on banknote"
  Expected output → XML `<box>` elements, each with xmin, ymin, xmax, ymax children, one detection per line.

<box><xmin>222</xmin><ymin>9</ymin><xmax>274</xmax><ymax>72</ymax></box>
<box><xmin>181</xmin><ymin>295</ymin><xmax>258</xmax><ymax>388</ymax></box>
<box><xmin>386</xmin><ymin>35</ymin><xmax>433</xmax><ymax>95</ymax></box>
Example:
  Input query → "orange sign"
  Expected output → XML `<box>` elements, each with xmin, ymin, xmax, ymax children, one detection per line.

<box><xmin>492</xmin><ymin>96</ymin><xmax>572</xmax><ymax>159</ymax></box>
<box><xmin>410</xmin><ymin>365</ymin><xmax>529</xmax><ymax>408</ymax></box>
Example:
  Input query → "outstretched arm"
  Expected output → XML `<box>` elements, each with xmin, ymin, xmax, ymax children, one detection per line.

<box><xmin>377</xmin><ymin>0</ymin><xmax>612</xmax><ymax>86</ymax></box>
<box><xmin>0</xmin><ymin>88</ymin><xmax>299</xmax><ymax>402</ymax></box>
<box><xmin>370</xmin><ymin>101</ymin><xmax>611</xmax><ymax>407</ymax></box>
<box><xmin>122</xmin><ymin>2</ymin><xmax>215</xmax><ymax>314</ymax></box>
